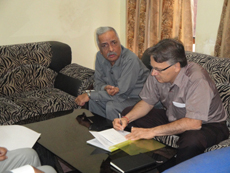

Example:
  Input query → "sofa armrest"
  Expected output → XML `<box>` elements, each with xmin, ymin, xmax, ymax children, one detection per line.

<box><xmin>54</xmin><ymin>73</ymin><xmax>82</xmax><ymax>97</ymax></box>
<box><xmin>58</xmin><ymin>63</ymin><xmax>95</xmax><ymax>96</ymax></box>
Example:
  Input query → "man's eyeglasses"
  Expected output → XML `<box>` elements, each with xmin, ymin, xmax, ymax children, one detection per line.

<box><xmin>151</xmin><ymin>64</ymin><xmax>174</xmax><ymax>72</ymax></box>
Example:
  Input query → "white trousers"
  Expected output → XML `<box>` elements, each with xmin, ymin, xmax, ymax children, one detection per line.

<box><xmin>0</xmin><ymin>148</ymin><xmax>56</xmax><ymax>173</ymax></box>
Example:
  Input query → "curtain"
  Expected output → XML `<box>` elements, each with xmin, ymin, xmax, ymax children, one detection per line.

<box><xmin>214</xmin><ymin>0</ymin><xmax>230</xmax><ymax>58</ymax></box>
<box><xmin>126</xmin><ymin>0</ymin><xmax>193</xmax><ymax>58</ymax></box>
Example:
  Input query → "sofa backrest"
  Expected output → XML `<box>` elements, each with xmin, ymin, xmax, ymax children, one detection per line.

<box><xmin>186</xmin><ymin>52</ymin><xmax>230</xmax><ymax>126</ymax></box>
<box><xmin>0</xmin><ymin>41</ymin><xmax>71</xmax><ymax>96</ymax></box>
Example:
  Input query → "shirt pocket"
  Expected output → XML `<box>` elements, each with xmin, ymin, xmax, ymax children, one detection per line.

<box><xmin>171</xmin><ymin>101</ymin><xmax>186</xmax><ymax>119</ymax></box>
<box><xmin>172</xmin><ymin>101</ymin><xmax>186</xmax><ymax>108</ymax></box>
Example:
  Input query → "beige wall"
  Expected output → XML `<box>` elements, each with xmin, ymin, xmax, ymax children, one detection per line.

<box><xmin>0</xmin><ymin>0</ymin><xmax>224</xmax><ymax>67</ymax></box>
<box><xmin>195</xmin><ymin>0</ymin><xmax>224</xmax><ymax>55</ymax></box>
<box><xmin>0</xmin><ymin>0</ymin><xmax>126</xmax><ymax>69</ymax></box>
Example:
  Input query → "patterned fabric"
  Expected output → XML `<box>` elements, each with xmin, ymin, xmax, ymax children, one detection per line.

<box><xmin>0</xmin><ymin>97</ymin><xmax>22</xmax><ymax>125</ymax></box>
<box><xmin>0</xmin><ymin>88</ymin><xmax>77</xmax><ymax>125</ymax></box>
<box><xmin>214</xmin><ymin>0</ymin><xmax>230</xmax><ymax>58</ymax></box>
<box><xmin>0</xmin><ymin>42</ymin><xmax>52</xmax><ymax>79</ymax></box>
<box><xmin>126</xmin><ymin>0</ymin><xmax>193</xmax><ymax>58</ymax></box>
<box><xmin>153</xmin><ymin>51</ymin><xmax>230</xmax><ymax>153</ymax></box>
<box><xmin>60</xmin><ymin>63</ymin><xmax>95</xmax><ymax>95</ymax></box>
<box><xmin>0</xmin><ymin>64</ymin><xmax>57</xmax><ymax>97</ymax></box>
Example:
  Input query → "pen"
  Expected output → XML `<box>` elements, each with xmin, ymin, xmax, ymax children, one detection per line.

<box><xmin>118</xmin><ymin>113</ymin><xmax>122</xmax><ymax>125</ymax></box>
<box><xmin>118</xmin><ymin>113</ymin><xmax>123</xmax><ymax>131</ymax></box>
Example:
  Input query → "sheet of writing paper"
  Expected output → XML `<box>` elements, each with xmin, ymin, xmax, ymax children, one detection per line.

<box><xmin>98</xmin><ymin>128</ymin><xmax>129</xmax><ymax>145</ymax></box>
<box><xmin>0</xmin><ymin>125</ymin><xmax>41</xmax><ymax>151</ymax></box>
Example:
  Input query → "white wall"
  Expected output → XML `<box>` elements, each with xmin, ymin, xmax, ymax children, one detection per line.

<box><xmin>195</xmin><ymin>0</ymin><xmax>224</xmax><ymax>55</ymax></box>
<box><xmin>0</xmin><ymin>0</ymin><xmax>126</xmax><ymax>69</ymax></box>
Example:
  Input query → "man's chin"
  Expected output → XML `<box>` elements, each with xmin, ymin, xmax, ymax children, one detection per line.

<box><xmin>155</xmin><ymin>77</ymin><xmax>163</xmax><ymax>83</ymax></box>
<box><xmin>107</xmin><ymin>56</ymin><xmax>119</xmax><ymax>62</ymax></box>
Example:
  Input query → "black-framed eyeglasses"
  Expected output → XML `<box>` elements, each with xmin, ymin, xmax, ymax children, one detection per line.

<box><xmin>151</xmin><ymin>64</ymin><xmax>174</xmax><ymax>72</ymax></box>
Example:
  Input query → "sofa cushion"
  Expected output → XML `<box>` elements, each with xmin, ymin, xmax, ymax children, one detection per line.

<box><xmin>0</xmin><ymin>64</ymin><xmax>57</xmax><ymax>96</ymax></box>
<box><xmin>202</xmin><ymin>58</ymin><xmax>230</xmax><ymax>84</ymax></box>
<box><xmin>0</xmin><ymin>42</ymin><xmax>52</xmax><ymax>78</ymax></box>
<box><xmin>0</xmin><ymin>97</ymin><xmax>22</xmax><ymax>125</ymax></box>
<box><xmin>186</xmin><ymin>51</ymin><xmax>213</xmax><ymax>67</ymax></box>
<box><xmin>4</xmin><ymin>88</ymin><xmax>78</xmax><ymax>125</ymax></box>
<box><xmin>215</xmin><ymin>83</ymin><xmax>230</xmax><ymax>128</ymax></box>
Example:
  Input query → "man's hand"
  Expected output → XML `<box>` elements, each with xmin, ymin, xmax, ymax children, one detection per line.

<box><xmin>104</xmin><ymin>85</ymin><xmax>119</xmax><ymax>96</ymax></box>
<box><xmin>125</xmin><ymin>117</ymin><xmax>202</xmax><ymax>141</ymax></box>
<box><xmin>113</xmin><ymin>117</ymin><xmax>128</xmax><ymax>131</ymax></box>
<box><xmin>75</xmin><ymin>93</ymin><xmax>90</xmax><ymax>106</ymax></box>
<box><xmin>125</xmin><ymin>127</ymin><xmax>155</xmax><ymax>141</ymax></box>
<box><xmin>0</xmin><ymin>147</ymin><xmax>7</xmax><ymax>161</ymax></box>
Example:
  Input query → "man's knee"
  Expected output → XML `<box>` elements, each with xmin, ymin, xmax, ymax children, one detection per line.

<box><xmin>89</xmin><ymin>100</ymin><xmax>106</xmax><ymax>117</ymax></box>
<box><xmin>105</xmin><ymin>101</ymin><xmax>119</xmax><ymax>120</ymax></box>
<box><xmin>177</xmin><ymin>131</ymin><xmax>206</xmax><ymax>150</ymax></box>
<box><xmin>18</xmin><ymin>149</ymin><xmax>41</xmax><ymax>166</ymax></box>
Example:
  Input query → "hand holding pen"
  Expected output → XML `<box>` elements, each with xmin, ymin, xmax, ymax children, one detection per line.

<box><xmin>113</xmin><ymin>113</ymin><xmax>129</xmax><ymax>131</ymax></box>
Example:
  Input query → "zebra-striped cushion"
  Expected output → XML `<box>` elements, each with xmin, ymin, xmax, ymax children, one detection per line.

<box><xmin>0</xmin><ymin>97</ymin><xmax>22</xmax><ymax>125</ymax></box>
<box><xmin>0</xmin><ymin>88</ymin><xmax>78</xmax><ymax>125</ymax></box>
<box><xmin>0</xmin><ymin>42</ymin><xmax>52</xmax><ymax>79</ymax></box>
<box><xmin>0</xmin><ymin>64</ymin><xmax>57</xmax><ymax>97</ymax></box>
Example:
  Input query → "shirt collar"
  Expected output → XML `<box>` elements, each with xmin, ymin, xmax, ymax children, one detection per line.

<box><xmin>172</xmin><ymin>65</ymin><xmax>187</xmax><ymax>88</ymax></box>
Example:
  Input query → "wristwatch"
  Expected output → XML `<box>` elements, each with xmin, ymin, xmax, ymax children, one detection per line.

<box><xmin>85</xmin><ymin>90</ymin><xmax>91</xmax><ymax>98</ymax></box>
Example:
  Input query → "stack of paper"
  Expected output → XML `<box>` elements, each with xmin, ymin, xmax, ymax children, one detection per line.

<box><xmin>87</xmin><ymin>128</ymin><xmax>130</xmax><ymax>152</ymax></box>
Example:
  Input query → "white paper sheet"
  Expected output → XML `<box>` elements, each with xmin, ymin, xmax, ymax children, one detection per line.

<box><xmin>88</xmin><ymin>128</ymin><xmax>130</xmax><ymax>152</ymax></box>
<box><xmin>0</xmin><ymin>125</ymin><xmax>41</xmax><ymax>151</ymax></box>
<box><xmin>98</xmin><ymin>128</ymin><xmax>128</xmax><ymax>145</ymax></box>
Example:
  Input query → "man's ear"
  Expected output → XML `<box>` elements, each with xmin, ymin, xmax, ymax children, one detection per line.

<box><xmin>174</xmin><ymin>62</ymin><xmax>181</xmax><ymax>72</ymax></box>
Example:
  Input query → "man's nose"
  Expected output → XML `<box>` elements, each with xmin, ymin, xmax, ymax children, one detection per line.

<box><xmin>108</xmin><ymin>44</ymin><xmax>114</xmax><ymax>51</ymax></box>
<box><xmin>151</xmin><ymin>69</ymin><xmax>158</xmax><ymax>76</ymax></box>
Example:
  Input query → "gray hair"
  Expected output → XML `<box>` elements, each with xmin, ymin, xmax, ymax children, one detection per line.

<box><xmin>95</xmin><ymin>26</ymin><xmax>119</xmax><ymax>46</ymax></box>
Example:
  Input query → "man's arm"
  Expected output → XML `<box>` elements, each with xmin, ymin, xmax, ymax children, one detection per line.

<box><xmin>125</xmin><ymin>117</ymin><xmax>202</xmax><ymax>140</ymax></box>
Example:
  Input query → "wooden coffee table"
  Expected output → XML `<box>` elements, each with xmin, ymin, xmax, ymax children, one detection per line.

<box><xmin>25</xmin><ymin>109</ymin><xmax>176</xmax><ymax>173</ymax></box>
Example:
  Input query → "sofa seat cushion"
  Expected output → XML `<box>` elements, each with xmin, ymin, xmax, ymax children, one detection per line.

<box><xmin>0</xmin><ymin>64</ymin><xmax>57</xmax><ymax>97</ymax></box>
<box><xmin>60</xmin><ymin>63</ymin><xmax>95</xmax><ymax>95</ymax></box>
<box><xmin>0</xmin><ymin>97</ymin><xmax>22</xmax><ymax>125</ymax></box>
<box><xmin>4</xmin><ymin>88</ymin><xmax>78</xmax><ymax>125</ymax></box>
<box><xmin>154</xmin><ymin>135</ymin><xmax>179</xmax><ymax>148</ymax></box>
